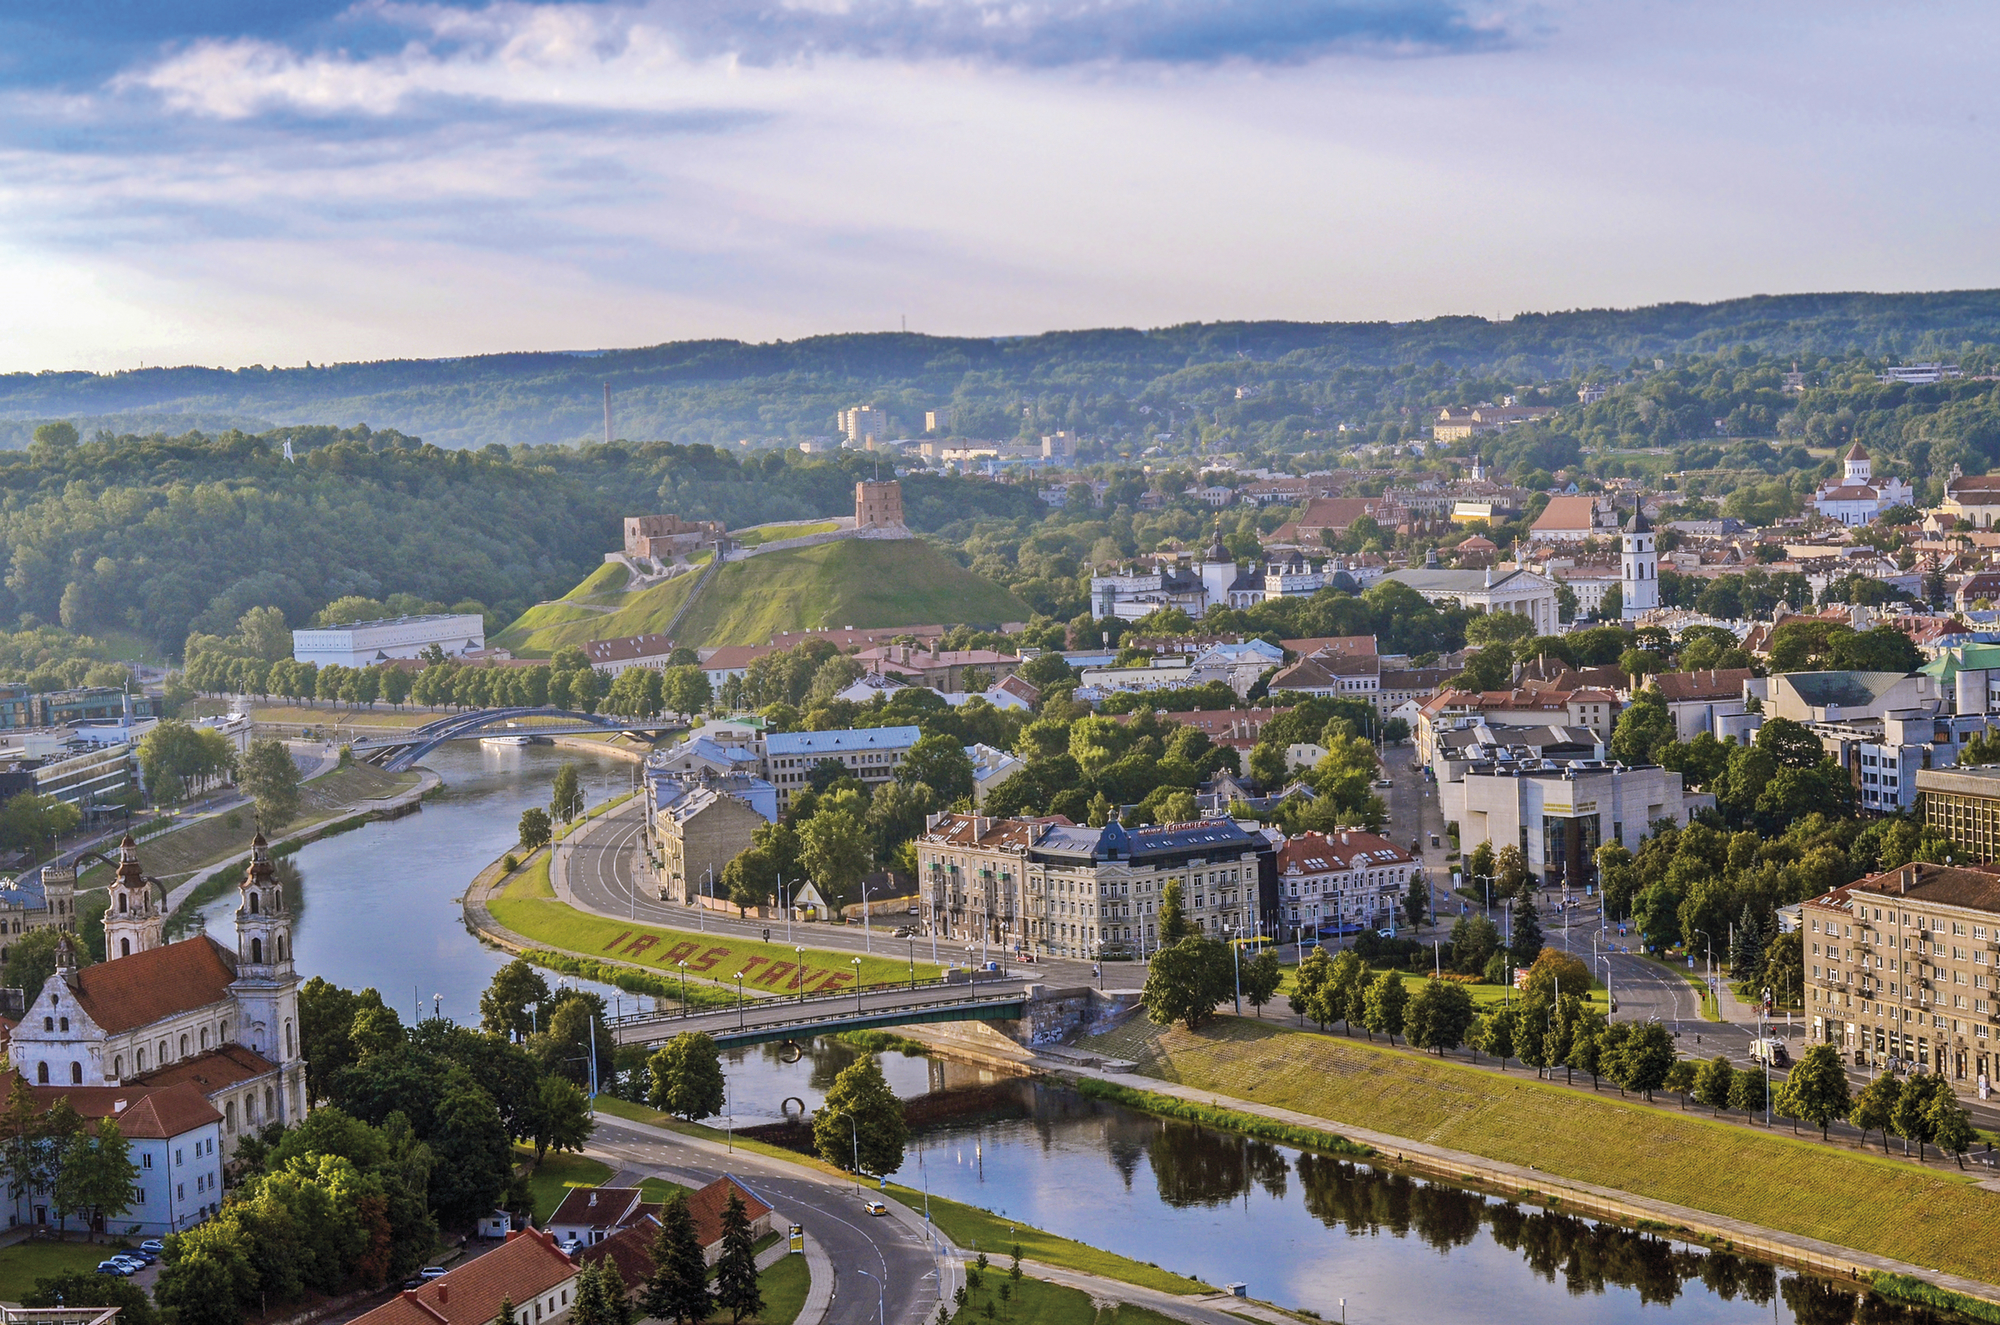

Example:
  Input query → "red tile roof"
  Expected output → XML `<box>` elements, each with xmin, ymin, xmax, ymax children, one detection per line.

<box><xmin>353</xmin><ymin>1229</ymin><xmax>577</xmax><ymax>1325</ymax></box>
<box><xmin>1277</xmin><ymin>830</ymin><xmax>1414</xmax><ymax>875</ymax></box>
<box><xmin>127</xmin><ymin>1044</ymin><xmax>275</xmax><ymax>1095</ymax></box>
<box><xmin>0</xmin><ymin>1072</ymin><xmax>222</xmax><ymax>1139</ymax></box>
<box><xmin>1652</xmin><ymin>669</ymin><xmax>1755</xmax><ymax>703</ymax></box>
<box><xmin>578</xmin><ymin>1217</ymin><xmax>659</xmax><ymax>1290</ymax></box>
<box><xmin>550</xmin><ymin>1186</ymin><xmax>647</xmax><ymax>1231</ymax></box>
<box><xmin>70</xmin><ymin>938</ymin><xmax>238</xmax><ymax>1034</ymax></box>
<box><xmin>687</xmin><ymin>1176</ymin><xmax>772</xmax><ymax>1247</ymax></box>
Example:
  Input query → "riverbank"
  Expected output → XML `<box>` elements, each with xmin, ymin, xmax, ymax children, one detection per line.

<box><xmin>1069</xmin><ymin>1013</ymin><xmax>2000</xmax><ymax>1309</ymax></box>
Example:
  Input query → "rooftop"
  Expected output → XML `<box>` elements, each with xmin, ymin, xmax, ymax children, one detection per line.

<box><xmin>766</xmin><ymin>726</ymin><xmax>923</xmax><ymax>756</ymax></box>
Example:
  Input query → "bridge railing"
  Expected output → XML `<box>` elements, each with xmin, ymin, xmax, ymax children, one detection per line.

<box><xmin>607</xmin><ymin>971</ymin><xmax>1025</xmax><ymax>1030</ymax></box>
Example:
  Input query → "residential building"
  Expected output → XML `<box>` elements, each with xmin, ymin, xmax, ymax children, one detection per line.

<box><xmin>1378</xmin><ymin>668</ymin><xmax>1454</xmax><ymax>720</ymax></box>
<box><xmin>854</xmin><ymin>646</ymin><xmax>1020</xmax><ymax>693</ymax></box>
<box><xmin>1916</xmin><ymin>765</ymin><xmax>2000</xmax><ymax>861</ymax></box>
<box><xmin>1280</xmin><ymin>636</ymin><xmax>1377</xmax><ymax>659</ymax></box>
<box><xmin>1268</xmin><ymin>654</ymin><xmax>1380</xmax><ymax>700</ymax></box>
<box><xmin>549</xmin><ymin>1185</ymin><xmax>656</xmax><ymax>1248</ymax></box>
<box><xmin>578</xmin><ymin>1177</ymin><xmax>776</xmax><ymax>1289</ymax></box>
<box><xmin>839</xmin><ymin>406</ymin><xmax>890</xmax><ymax>447</ymax></box>
<box><xmin>582</xmin><ymin>633</ymin><xmax>678</xmax><ymax>676</ymax></box>
<box><xmin>1811</xmin><ymin>444</ymin><xmax>1915</xmax><ymax>527</ymax></box>
<box><xmin>1443</xmin><ymin>758</ymin><xmax>1698</xmax><ymax>888</ymax></box>
<box><xmin>1432</xmin><ymin>404</ymin><xmax>1556</xmax><ymax>441</ymax></box>
<box><xmin>1381</xmin><ymin>564</ymin><xmax>1561</xmax><ymax>637</ymax></box>
<box><xmin>1764</xmin><ymin>671</ymin><xmax>1940</xmax><ymax>724</ymax></box>
<box><xmin>1938</xmin><ymin>467</ymin><xmax>2000</xmax><ymax>530</ymax></box>
<box><xmin>1816</xmin><ymin>710</ymin><xmax>1987</xmax><ymax>815</ymax></box>
<box><xmin>926</xmin><ymin>409</ymin><xmax>954</xmax><ymax>433</ymax></box>
<box><xmin>764</xmin><ymin>726</ymin><xmax>921</xmax><ymax>810</ymax></box>
<box><xmin>1800</xmin><ymin>859</ymin><xmax>2000</xmax><ymax>1083</ymax></box>
<box><xmin>1652</xmin><ymin>669</ymin><xmax>1758</xmax><ymax>741</ymax></box>
<box><xmin>353</xmin><ymin>1227</ymin><xmax>579</xmax><ymax>1325</ymax></box>
<box><xmin>8</xmin><ymin>832</ymin><xmax>306</xmax><ymax>1170</ymax></box>
<box><xmin>916</xmin><ymin>814</ymin><xmax>1275</xmax><ymax>959</ymax></box>
<box><xmin>698</xmin><ymin>644</ymin><xmax>779</xmax><ymax>689</ymax></box>
<box><xmin>649</xmin><ymin>736</ymin><xmax>762</xmax><ymax>783</ymax></box>
<box><xmin>652</xmin><ymin>777</ymin><xmax>773</xmax><ymax>904</ymax></box>
<box><xmin>0</xmin><ymin>1076</ymin><xmax>222</xmax><ymax>1235</ymax></box>
<box><xmin>1274</xmin><ymin>830</ymin><xmax>1417</xmax><ymax>936</ymax></box>
<box><xmin>1270</xmin><ymin>497</ymin><xmax>1385</xmax><ymax>545</ymax></box>
<box><xmin>1530</xmin><ymin>495</ymin><xmax>1618</xmax><ymax>543</ymax></box>
<box><xmin>1412</xmin><ymin>688</ymin><xmax>1620</xmax><ymax>762</ymax></box>
<box><xmin>291</xmin><ymin>613</ymin><xmax>485</xmax><ymax>667</ymax></box>
<box><xmin>967</xmin><ymin>744</ymin><xmax>1025</xmax><ymax>807</ymax></box>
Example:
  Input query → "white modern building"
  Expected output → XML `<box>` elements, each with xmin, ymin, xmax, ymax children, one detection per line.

<box><xmin>1444</xmin><ymin>757</ymin><xmax>1699</xmax><ymax>889</ymax></box>
<box><xmin>291</xmin><ymin>613</ymin><xmax>485</xmax><ymax>667</ymax></box>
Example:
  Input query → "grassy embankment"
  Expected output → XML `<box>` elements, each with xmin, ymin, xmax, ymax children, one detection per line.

<box><xmin>1080</xmin><ymin>1015</ymin><xmax>2000</xmax><ymax>1285</ymax></box>
<box><xmin>945</xmin><ymin>1270</ymin><xmax>1188</xmax><ymax>1325</ymax></box>
<box><xmin>495</xmin><ymin>558</ymin><xmax>706</xmax><ymax>656</ymax></box>
<box><xmin>1275</xmin><ymin>964</ymin><xmax>1609</xmax><ymax>1014</ymax></box>
<box><xmin>590</xmin><ymin>1097</ymin><xmax>1205</xmax><ymax>1297</ymax></box>
<box><xmin>487</xmin><ymin>861</ymin><xmax>941</xmax><ymax>996</ymax></box>
<box><xmin>519</xmin><ymin>1145</ymin><xmax>614</xmax><ymax>1221</ymax></box>
<box><xmin>248</xmin><ymin>704</ymin><xmax>436</xmax><ymax>730</ymax></box>
<box><xmin>731</xmin><ymin>520</ymin><xmax>841</xmax><ymax>547</ymax></box>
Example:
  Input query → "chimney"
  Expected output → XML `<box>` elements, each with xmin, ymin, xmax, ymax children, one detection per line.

<box><xmin>1902</xmin><ymin>864</ymin><xmax>1916</xmax><ymax>894</ymax></box>
<box><xmin>437</xmin><ymin>1284</ymin><xmax>448</xmax><ymax>1305</ymax></box>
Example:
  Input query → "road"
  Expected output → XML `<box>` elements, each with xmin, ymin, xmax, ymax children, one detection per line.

<box><xmin>614</xmin><ymin>980</ymin><xmax>1030</xmax><ymax>1047</ymax></box>
<box><xmin>559</xmin><ymin>799</ymin><xmax>1117</xmax><ymax>989</ymax></box>
<box><xmin>589</xmin><ymin>1114</ymin><xmax>945</xmax><ymax>1325</ymax></box>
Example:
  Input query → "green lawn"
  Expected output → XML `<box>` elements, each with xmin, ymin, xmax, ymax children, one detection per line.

<box><xmin>520</xmin><ymin>1147</ymin><xmax>615</xmax><ymax>1222</ymax></box>
<box><xmin>724</xmin><ymin>1247</ymin><xmax>810</xmax><ymax>1325</ymax></box>
<box><xmin>639</xmin><ymin>1177</ymin><xmax>691</xmax><ymax>1204</ymax></box>
<box><xmin>1273</xmin><ymin>966</ymin><xmax>1608</xmax><ymax>1014</ymax></box>
<box><xmin>671</xmin><ymin>540</ymin><xmax>1028</xmax><ymax>648</ymax></box>
<box><xmin>249</xmin><ymin>704</ymin><xmax>437</xmax><ymax>730</ymax></box>
<box><xmin>733</xmin><ymin>520</ymin><xmax>841</xmax><ymax>548</ymax></box>
<box><xmin>947</xmin><ymin>1270</ymin><xmax>1190</xmax><ymax>1325</ymax></box>
<box><xmin>496</xmin><ymin>568</ymin><xmax>705</xmax><ymax>656</ymax></box>
<box><xmin>0</xmin><ymin>1237</ymin><xmax>132</xmax><ymax>1301</ymax></box>
<box><xmin>489</xmin><ymin>878</ymin><xmax>941</xmax><ymax>996</ymax></box>
<box><xmin>1080</xmin><ymin>1015</ymin><xmax>2000</xmax><ymax>1285</ymax></box>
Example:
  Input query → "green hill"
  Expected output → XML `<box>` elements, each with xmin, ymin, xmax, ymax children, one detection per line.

<box><xmin>495</xmin><ymin>538</ymin><xmax>1026</xmax><ymax>655</ymax></box>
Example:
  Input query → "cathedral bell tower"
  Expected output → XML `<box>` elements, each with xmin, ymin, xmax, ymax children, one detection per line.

<box><xmin>102</xmin><ymin>834</ymin><xmax>163</xmax><ymax>960</ymax></box>
<box><xmin>1621</xmin><ymin>495</ymin><xmax>1659</xmax><ymax>620</ymax></box>
<box><xmin>230</xmin><ymin>832</ymin><xmax>302</xmax><ymax>1087</ymax></box>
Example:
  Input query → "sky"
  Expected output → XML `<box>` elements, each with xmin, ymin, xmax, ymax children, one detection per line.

<box><xmin>0</xmin><ymin>1</ymin><xmax>1996</xmax><ymax>371</ymax></box>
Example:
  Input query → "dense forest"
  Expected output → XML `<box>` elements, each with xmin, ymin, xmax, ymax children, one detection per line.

<box><xmin>8</xmin><ymin>291</ymin><xmax>2000</xmax><ymax>451</ymax></box>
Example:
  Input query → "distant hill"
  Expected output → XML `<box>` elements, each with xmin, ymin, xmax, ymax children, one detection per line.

<box><xmin>8</xmin><ymin>291</ymin><xmax>2000</xmax><ymax>449</ymax></box>
<box><xmin>496</xmin><ymin>538</ymin><xmax>1029</xmax><ymax>655</ymax></box>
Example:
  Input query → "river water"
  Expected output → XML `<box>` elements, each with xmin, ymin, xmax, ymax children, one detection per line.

<box><xmin>236</xmin><ymin>745</ymin><xmax>1943</xmax><ymax>1325</ymax></box>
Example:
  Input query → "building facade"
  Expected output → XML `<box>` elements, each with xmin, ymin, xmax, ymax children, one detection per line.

<box><xmin>1621</xmin><ymin>499</ymin><xmax>1659</xmax><ymax>619</ymax></box>
<box><xmin>1916</xmin><ymin>765</ymin><xmax>2000</xmax><ymax>861</ymax></box>
<box><xmin>291</xmin><ymin>614</ymin><xmax>486</xmax><ymax>667</ymax></box>
<box><xmin>1380</xmin><ymin>566</ymin><xmax>1561</xmax><ymax>637</ymax></box>
<box><xmin>1802</xmin><ymin>861</ymin><xmax>2000</xmax><ymax>1084</ymax></box>
<box><xmin>855</xmin><ymin>480</ymin><xmax>905</xmax><ymax>530</ymax></box>
<box><xmin>654</xmin><ymin>782</ymin><xmax>770</xmax><ymax>905</ymax></box>
<box><xmin>1810</xmin><ymin>444</ymin><xmax>1915</xmax><ymax>527</ymax></box>
<box><xmin>1443</xmin><ymin>759</ymin><xmax>1695</xmax><ymax>888</ymax></box>
<box><xmin>1274</xmin><ymin>831</ymin><xmax>1417</xmax><ymax>936</ymax></box>
<box><xmin>764</xmin><ymin>726</ymin><xmax>921</xmax><ymax>811</ymax></box>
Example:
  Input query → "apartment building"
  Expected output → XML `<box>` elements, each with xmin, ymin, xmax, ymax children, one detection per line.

<box><xmin>764</xmin><ymin>726</ymin><xmax>921</xmax><ymax>811</ymax></box>
<box><xmin>1915</xmin><ymin>765</ymin><xmax>2000</xmax><ymax>861</ymax></box>
<box><xmin>1802</xmin><ymin>860</ymin><xmax>2000</xmax><ymax>1084</ymax></box>
<box><xmin>915</xmin><ymin>813</ymin><xmax>1276</xmax><ymax>960</ymax></box>
<box><xmin>1274</xmin><ymin>830</ymin><xmax>1417</xmax><ymax>937</ymax></box>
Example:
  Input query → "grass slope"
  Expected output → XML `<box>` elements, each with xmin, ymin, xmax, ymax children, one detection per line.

<box><xmin>518</xmin><ymin>1146</ymin><xmax>614</xmax><ymax>1222</ymax></box>
<box><xmin>1082</xmin><ymin>1016</ymin><xmax>2000</xmax><ymax>1284</ymax></box>
<box><xmin>496</xmin><ymin>560</ymin><xmax>704</xmax><ymax>656</ymax></box>
<box><xmin>674</xmin><ymin>540</ymin><xmax>1028</xmax><ymax>647</ymax></box>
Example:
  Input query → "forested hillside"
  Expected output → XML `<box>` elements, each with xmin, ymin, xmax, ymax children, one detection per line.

<box><xmin>7</xmin><ymin>291</ymin><xmax>2000</xmax><ymax>450</ymax></box>
<box><xmin>0</xmin><ymin>425</ymin><xmax>1034</xmax><ymax>656</ymax></box>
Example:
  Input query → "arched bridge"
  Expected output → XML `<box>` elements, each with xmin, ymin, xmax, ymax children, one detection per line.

<box><xmin>351</xmin><ymin>707</ymin><xmax>683</xmax><ymax>771</ymax></box>
<box><xmin>609</xmin><ymin>976</ymin><xmax>1034</xmax><ymax>1050</ymax></box>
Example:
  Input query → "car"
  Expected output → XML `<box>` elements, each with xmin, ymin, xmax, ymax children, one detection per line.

<box><xmin>863</xmin><ymin>1201</ymin><xmax>889</xmax><ymax>1216</ymax></box>
<box><xmin>402</xmin><ymin>1277</ymin><xmax>425</xmax><ymax>1291</ymax></box>
<box><xmin>419</xmin><ymin>1267</ymin><xmax>448</xmax><ymax>1281</ymax></box>
<box><xmin>139</xmin><ymin>1239</ymin><xmax>164</xmax><ymax>1253</ymax></box>
<box><xmin>1373</xmin><ymin>778</ymin><xmax>1392</xmax><ymax>788</ymax></box>
<box><xmin>96</xmin><ymin>1261</ymin><xmax>132</xmax><ymax>1276</ymax></box>
<box><xmin>892</xmin><ymin>926</ymin><xmax>914</xmax><ymax>938</ymax></box>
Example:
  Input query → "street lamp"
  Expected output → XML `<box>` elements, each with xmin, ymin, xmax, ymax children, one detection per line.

<box><xmin>1223</xmin><ymin>925</ymin><xmax>1242</xmax><ymax>1015</ymax></box>
<box><xmin>852</xmin><ymin>956</ymin><xmax>864</xmax><ymax>1015</ymax></box>
<box><xmin>678</xmin><ymin>960</ymin><xmax>690</xmax><ymax>1016</ymax></box>
<box><xmin>734</xmin><ymin>971</ymin><xmax>746</xmax><ymax>1031</ymax></box>
<box><xmin>796</xmin><ymin>946</ymin><xmax>807</xmax><ymax>1004</ymax></box>
<box><xmin>826</xmin><ymin>1108</ymin><xmax>862</xmax><ymax>1193</ymax></box>
<box><xmin>856</xmin><ymin>1269</ymin><xmax>886</xmax><ymax>1325</ymax></box>
<box><xmin>1691</xmin><ymin>928</ymin><xmax>1715</xmax><ymax>1019</ymax></box>
<box><xmin>907</xmin><ymin>937</ymin><xmax>917</xmax><ymax>990</ymax></box>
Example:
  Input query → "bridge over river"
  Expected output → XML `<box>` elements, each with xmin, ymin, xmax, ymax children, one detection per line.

<box><xmin>610</xmin><ymin>976</ymin><xmax>1041</xmax><ymax>1049</ymax></box>
<box><xmin>351</xmin><ymin>706</ymin><xmax>683</xmax><ymax>771</ymax></box>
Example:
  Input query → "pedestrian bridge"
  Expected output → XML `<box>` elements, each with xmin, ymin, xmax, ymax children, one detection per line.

<box><xmin>610</xmin><ymin>977</ymin><xmax>1034</xmax><ymax>1049</ymax></box>
<box><xmin>351</xmin><ymin>707</ymin><xmax>682</xmax><ymax>771</ymax></box>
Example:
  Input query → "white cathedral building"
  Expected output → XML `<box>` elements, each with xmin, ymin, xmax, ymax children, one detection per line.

<box><xmin>1811</xmin><ymin>443</ymin><xmax>1914</xmax><ymax>527</ymax></box>
<box><xmin>4</xmin><ymin>833</ymin><xmax>305</xmax><ymax>1234</ymax></box>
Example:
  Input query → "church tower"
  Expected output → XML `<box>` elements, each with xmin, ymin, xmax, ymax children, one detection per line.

<box><xmin>1199</xmin><ymin>523</ymin><xmax>1237</xmax><ymax>610</ymax></box>
<box><xmin>1621</xmin><ymin>495</ymin><xmax>1658</xmax><ymax>620</ymax></box>
<box><xmin>102</xmin><ymin>834</ymin><xmax>163</xmax><ymax>960</ymax></box>
<box><xmin>230</xmin><ymin>832</ymin><xmax>301</xmax><ymax>1088</ymax></box>
<box><xmin>1844</xmin><ymin>442</ymin><xmax>1872</xmax><ymax>485</ymax></box>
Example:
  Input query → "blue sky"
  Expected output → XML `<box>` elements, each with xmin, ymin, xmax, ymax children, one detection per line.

<box><xmin>0</xmin><ymin>1</ymin><xmax>1995</xmax><ymax>370</ymax></box>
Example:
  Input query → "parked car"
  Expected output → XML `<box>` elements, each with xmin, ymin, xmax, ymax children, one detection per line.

<box><xmin>96</xmin><ymin>1261</ymin><xmax>132</xmax><ymax>1276</ymax></box>
<box><xmin>1373</xmin><ymin>778</ymin><xmax>1392</xmax><ymax>788</ymax></box>
<box><xmin>419</xmin><ymin>1267</ymin><xmax>448</xmax><ymax>1281</ymax></box>
<box><xmin>139</xmin><ymin>1239</ymin><xmax>164</xmax><ymax>1253</ymax></box>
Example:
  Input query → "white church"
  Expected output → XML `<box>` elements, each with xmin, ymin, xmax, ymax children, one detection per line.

<box><xmin>3</xmin><ymin>833</ymin><xmax>306</xmax><ymax>1235</ymax></box>
<box><xmin>1811</xmin><ymin>443</ymin><xmax>1914</xmax><ymax>527</ymax></box>
<box><xmin>1621</xmin><ymin>497</ymin><xmax>1659</xmax><ymax>620</ymax></box>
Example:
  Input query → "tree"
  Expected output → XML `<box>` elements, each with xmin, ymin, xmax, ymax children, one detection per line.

<box><xmin>428</xmin><ymin>1072</ymin><xmax>513</xmax><ymax>1225</ymax></box>
<box><xmin>531</xmin><ymin>1076</ymin><xmax>594</xmax><ymax>1164</ymax></box>
<box><xmin>713</xmin><ymin>1190</ymin><xmax>765</xmax><ymax>1324</ymax></box>
<box><xmin>1729</xmin><ymin>1064</ymin><xmax>1766</xmax><ymax>1119</ymax></box>
<box><xmin>1508</xmin><ymin>901</ymin><xmax>1543</xmax><ymax>968</ymax></box>
<box><xmin>40</xmin><ymin>1099</ymin><xmax>84</xmax><ymax>1235</ymax></box>
<box><xmin>61</xmin><ymin>1116</ymin><xmax>135</xmax><ymax>1242</ymax></box>
<box><xmin>1157</xmin><ymin>879</ymin><xmax>1194</xmax><ymax>944</ymax></box>
<box><xmin>1610</xmin><ymin>687</ymin><xmax>1674</xmax><ymax>764</ymax></box>
<box><xmin>662</xmin><ymin>665</ymin><xmax>713</xmax><ymax>720</ymax></box>
<box><xmin>1694</xmin><ymin>1055</ymin><xmax>1735</xmax><ymax>1115</ymax></box>
<box><xmin>6</xmin><ymin>927</ymin><xmax>70</xmax><ymax>1004</ymax></box>
<box><xmin>239</xmin><ymin>738</ymin><xmax>303</xmax><ymax>828</ymax></box>
<box><xmin>1239</xmin><ymin>949</ymin><xmax>1282</xmax><ymax>1017</ymax></box>
<box><xmin>1929</xmin><ymin>1087</ymin><xmax>1977</xmax><ymax>1169</ymax></box>
<box><xmin>642</xmin><ymin>1193</ymin><xmax>713</xmax><ymax>1325</ymax></box>
<box><xmin>1892</xmin><ymin>1073</ymin><xmax>1944</xmax><ymax>1160</ymax></box>
<box><xmin>899</xmin><ymin>735</ymin><xmax>976</xmax><ymax>805</ymax></box>
<box><xmin>647</xmin><ymin>1033</ymin><xmax>727</xmax><ymax>1122</ymax></box>
<box><xmin>22</xmin><ymin>1271</ymin><xmax>160</xmax><ymax>1325</ymax></box>
<box><xmin>1402</xmin><ymin>873</ymin><xmax>1428</xmax><ymax>929</ymax></box>
<box><xmin>799</xmin><ymin>810</ymin><xmax>873</xmax><ymax>911</ymax></box>
<box><xmin>1288</xmin><ymin>947</ymin><xmax>1331</xmax><ymax>1026</ymax></box>
<box><xmin>1404</xmin><ymin>978</ymin><xmax>1474</xmax><ymax>1056</ymax></box>
<box><xmin>1322</xmin><ymin>950</ymin><xmax>1369</xmax><ymax>1033</ymax></box>
<box><xmin>1613</xmin><ymin>1021</ymin><xmax>1674</xmax><ymax>1100</ymax></box>
<box><xmin>480</xmin><ymin>958</ymin><xmax>550</xmax><ymax>1041</ymax></box>
<box><xmin>1361</xmin><ymin>970</ymin><xmax>1408</xmax><ymax>1045</ymax></box>
<box><xmin>1664</xmin><ymin>1058</ymin><xmax>1697</xmax><ymax>1108</ymax></box>
<box><xmin>815</xmin><ymin>1055</ymin><xmax>908</xmax><ymax>1177</ymax></box>
<box><xmin>1465</xmin><ymin>841</ymin><xmax>1496</xmax><ymax>893</ymax></box>
<box><xmin>1142</xmin><ymin>937</ymin><xmax>1233</xmax><ymax>1031</ymax></box>
<box><xmin>573</xmin><ymin>1262</ymin><xmax>614</xmax><ymax>1325</ymax></box>
<box><xmin>551</xmin><ymin>762</ymin><xmax>585</xmax><ymax>825</ymax></box>
<box><xmin>1773</xmin><ymin>1044</ymin><xmax>1851</xmax><ymax>1140</ymax></box>
<box><xmin>1849</xmin><ymin>1072</ymin><xmax>1903</xmax><ymax>1153</ymax></box>
<box><xmin>1492</xmin><ymin>844</ymin><xmax>1529</xmax><ymax>904</ymax></box>
<box><xmin>518</xmin><ymin>807</ymin><xmax>552</xmax><ymax>850</ymax></box>
<box><xmin>1476</xmin><ymin>1006</ymin><xmax>1516</xmax><ymax>1069</ymax></box>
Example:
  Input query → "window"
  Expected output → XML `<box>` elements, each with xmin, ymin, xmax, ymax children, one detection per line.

<box><xmin>177</xmin><ymin>1184</ymin><xmax>184</xmax><ymax>1202</ymax></box>
<box><xmin>199</xmin><ymin>1028</ymin><xmax>208</xmax><ymax>1050</ymax></box>
<box><xmin>40</xmin><ymin>1018</ymin><xmax>50</xmax><ymax>1032</ymax></box>
<box><xmin>68</xmin><ymin>1063</ymin><xmax>80</xmax><ymax>1085</ymax></box>
<box><xmin>142</xmin><ymin>1153</ymin><xmax>151</xmax><ymax>1169</ymax></box>
<box><xmin>56</xmin><ymin>1018</ymin><xmax>66</xmax><ymax>1033</ymax></box>
<box><xmin>113</xmin><ymin>1056</ymin><xmax>122</xmax><ymax>1078</ymax></box>
<box><xmin>131</xmin><ymin>1187</ymin><xmax>143</xmax><ymax>1205</ymax></box>
<box><xmin>35</xmin><ymin>1063</ymin><xmax>46</xmax><ymax>1085</ymax></box>
<box><xmin>179</xmin><ymin>1035</ymin><xmax>188</xmax><ymax>1058</ymax></box>
<box><xmin>175</xmin><ymin>1149</ymin><xmax>182</xmax><ymax>1166</ymax></box>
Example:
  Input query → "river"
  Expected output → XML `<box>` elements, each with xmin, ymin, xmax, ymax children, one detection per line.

<box><xmin>230</xmin><ymin>743</ymin><xmax>1942</xmax><ymax>1325</ymax></box>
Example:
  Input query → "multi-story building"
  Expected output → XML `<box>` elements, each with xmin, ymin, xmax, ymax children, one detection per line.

<box><xmin>1814</xmin><ymin>710</ymin><xmax>1988</xmax><ymax>815</ymax></box>
<box><xmin>839</xmin><ymin>406</ymin><xmax>889</xmax><ymax>447</ymax></box>
<box><xmin>651</xmin><ymin>776</ymin><xmax>774</xmax><ymax>905</ymax></box>
<box><xmin>764</xmin><ymin>726</ymin><xmax>921</xmax><ymax>811</ymax></box>
<box><xmin>1802</xmin><ymin>860</ymin><xmax>2000</xmax><ymax>1084</ymax></box>
<box><xmin>1274</xmin><ymin>830</ymin><xmax>1417</xmax><ymax>937</ymax></box>
<box><xmin>1381</xmin><ymin>563</ymin><xmax>1561</xmax><ymax>637</ymax></box>
<box><xmin>1443</xmin><ymin>757</ymin><xmax>1698</xmax><ymax>889</ymax></box>
<box><xmin>915</xmin><ymin>813</ymin><xmax>1276</xmax><ymax>960</ymax></box>
<box><xmin>1916</xmin><ymin>765</ymin><xmax>2000</xmax><ymax>861</ymax></box>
